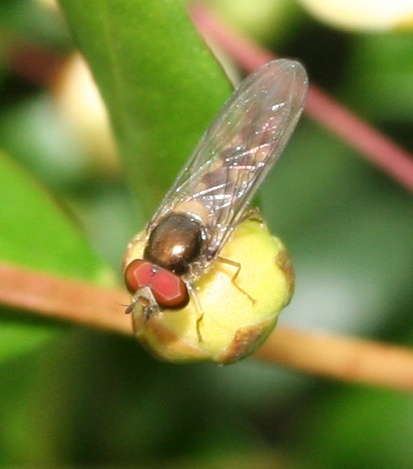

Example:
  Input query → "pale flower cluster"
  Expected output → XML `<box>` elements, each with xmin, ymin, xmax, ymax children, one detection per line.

<box><xmin>298</xmin><ymin>0</ymin><xmax>413</xmax><ymax>31</ymax></box>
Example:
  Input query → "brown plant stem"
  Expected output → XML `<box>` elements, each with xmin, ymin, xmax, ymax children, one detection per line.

<box><xmin>0</xmin><ymin>262</ymin><xmax>130</xmax><ymax>335</ymax></box>
<box><xmin>1</xmin><ymin>261</ymin><xmax>413</xmax><ymax>392</ymax></box>
<box><xmin>191</xmin><ymin>3</ymin><xmax>413</xmax><ymax>194</ymax></box>
<box><xmin>256</xmin><ymin>328</ymin><xmax>413</xmax><ymax>392</ymax></box>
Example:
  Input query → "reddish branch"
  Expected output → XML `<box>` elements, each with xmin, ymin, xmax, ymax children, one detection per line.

<box><xmin>0</xmin><ymin>262</ymin><xmax>130</xmax><ymax>335</ymax></box>
<box><xmin>1</xmin><ymin>261</ymin><xmax>413</xmax><ymax>392</ymax></box>
<box><xmin>5</xmin><ymin>37</ymin><xmax>64</xmax><ymax>86</ymax></box>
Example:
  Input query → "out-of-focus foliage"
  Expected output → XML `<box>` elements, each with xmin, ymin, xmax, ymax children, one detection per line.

<box><xmin>0</xmin><ymin>0</ymin><xmax>412</xmax><ymax>467</ymax></box>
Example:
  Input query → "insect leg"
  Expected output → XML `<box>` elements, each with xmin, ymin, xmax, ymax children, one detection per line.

<box><xmin>186</xmin><ymin>282</ymin><xmax>204</xmax><ymax>342</ymax></box>
<box><xmin>125</xmin><ymin>286</ymin><xmax>159</xmax><ymax>319</ymax></box>
<box><xmin>216</xmin><ymin>256</ymin><xmax>256</xmax><ymax>305</ymax></box>
<box><xmin>241</xmin><ymin>207</ymin><xmax>264</xmax><ymax>224</ymax></box>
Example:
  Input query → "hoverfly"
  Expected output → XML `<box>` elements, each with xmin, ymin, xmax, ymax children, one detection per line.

<box><xmin>123</xmin><ymin>59</ymin><xmax>308</xmax><ymax>334</ymax></box>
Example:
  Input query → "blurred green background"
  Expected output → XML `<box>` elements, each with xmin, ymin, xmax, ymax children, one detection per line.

<box><xmin>0</xmin><ymin>0</ymin><xmax>413</xmax><ymax>467</ymax></box>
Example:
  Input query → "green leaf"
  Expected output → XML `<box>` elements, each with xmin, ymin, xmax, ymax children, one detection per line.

<box><xmin>293</xmin><ymin>388</ymin><xmax>413</xmax><ymax>469</ymax></box>
<box><xmin>0</xmin><ymin>310</ymin><xmax>58</xmax><ymax>362</ymax></box>
<box><xmin>0</xmin><ymin>151</ymin><xmax>112</xmax><ymax>360</ymax></box>
<box><xmin>58</xmin><ymin>0</ymin><xmax>232</xmax><ymax>216</ymax></box>
<box><xmin>0</xmin><ymin>151</ymin><xmax>110</xmax><ymax>281</ymax></box>
<box><xmin>347</xmin><ymin>35</ymin><xmax>413</xmax><ymax>122</ymax></box>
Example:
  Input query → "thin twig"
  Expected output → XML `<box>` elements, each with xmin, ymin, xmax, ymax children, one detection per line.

<box><xmin>191</xmin><ymin>3</ymin><xmax>413</xmax><ymax>194</ymax></box>
<box><xmin>0</xmin><ymin>262</ymin><xmax>130</xmax><ymax>335</ymax></box>
<box><xmin>256</xmin><ymin>328</ymin><xmax>413</xmax><ymax>392</ymax></box>
<box><xmin>1</xmin><ymin>261</ymin><xmax>413</xmax><ymax>392</ymax></box>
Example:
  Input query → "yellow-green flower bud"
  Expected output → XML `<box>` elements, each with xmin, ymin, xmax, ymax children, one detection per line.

<box><xmin>298</xmin><ymin>0</ymin><xmax>413</xmax><ymax>31</ymax></box>
<box><xmin>124</xmin><ymin>218</ymin><xmax>294</xmax><ymax>364</ymax></box>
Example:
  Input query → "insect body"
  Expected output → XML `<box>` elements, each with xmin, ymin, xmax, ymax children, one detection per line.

<box><xmin>124</xmin><ymin>59</ymin><xmax>308</xmax><ymax>324</ymax></box>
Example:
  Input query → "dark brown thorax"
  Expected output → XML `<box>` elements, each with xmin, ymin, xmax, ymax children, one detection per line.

<box><xmin>144</xmin><ymin>213</ymin><xmax>205</xmax><ymax>275</ymax></box>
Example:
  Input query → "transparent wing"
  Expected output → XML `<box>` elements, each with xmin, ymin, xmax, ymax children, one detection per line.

<box><xmin>151</xmin><ymin>59</ymin><xmax>308</xmax><ymax>258</ymax></box>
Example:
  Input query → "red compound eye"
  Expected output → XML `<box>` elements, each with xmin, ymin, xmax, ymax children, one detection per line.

<box><xmin>124</xmin><ymin>260</ymin><xmax>189</xmax><ymax>310</ymax></box>
<box><xmin>124</xmin><ymin>260</ymin><xmax>154</xmax><ymax>293</ymax></box>
<box><xmin>151</xmin><ymin>268</ymin><xmax>189</xmax><ymax>309</ymax></box>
